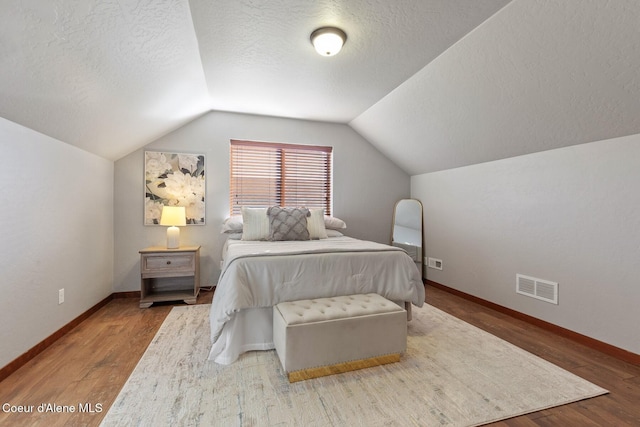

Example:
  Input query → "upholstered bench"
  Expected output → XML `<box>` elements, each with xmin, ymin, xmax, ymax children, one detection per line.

<box><xmin>273</xmin><ymin>293</ymin><xmax>407</xmax><ymax>382</ymax></box>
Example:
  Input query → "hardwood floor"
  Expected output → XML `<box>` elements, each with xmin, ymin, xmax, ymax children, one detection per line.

<box><xmin>0</xmin><ymin>291</ymin><xmax>212</xmax><ymax>427</ymax></box>
<box><xmin>0</xmin><ymin>285</ymin><xmax>638</xmax><ymax>426</ymax></box>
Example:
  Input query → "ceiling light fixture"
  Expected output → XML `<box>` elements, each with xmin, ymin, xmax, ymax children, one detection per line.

<box><xmin>310</xmin><ymin>27</ymin><xmax>347</xmax><ymax>57</ymax></box>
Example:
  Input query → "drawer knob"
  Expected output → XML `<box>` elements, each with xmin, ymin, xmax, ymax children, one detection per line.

<box><xmin>166</xmin><ymin>261</ymin><xmax>171</xmax><ymax>265</ymax></box>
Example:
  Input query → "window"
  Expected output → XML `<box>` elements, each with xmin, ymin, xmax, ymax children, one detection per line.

<box><xmin>229</xmin><ymin>140</ymin><xmax>333</xmax><ymax>216</ymax></box>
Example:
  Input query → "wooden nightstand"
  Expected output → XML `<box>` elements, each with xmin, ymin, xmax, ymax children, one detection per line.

<box><xmin>138</xmin><ymin>246</ymin><xmax>200</xmax><ymax>308</ymax></box>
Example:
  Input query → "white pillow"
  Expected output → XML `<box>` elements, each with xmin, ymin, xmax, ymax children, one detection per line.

<box><xmin>241</xmin><ymin>207</ymin><xmax>269</xmax><ymax>240</ymax></box>
<box><xmin>324</xmin><ymin>215</ymin><xmax>347</xmax><ymax>230</ymax></box>
<box><xmin>221</xmin><ymin>215</ymin><xmax>243</xmax><ymax>233</ymax></box>
<box><xmin>307</xmin><ymin>208</ymin><xmax>328</xmax><ymax>239</ymax></box>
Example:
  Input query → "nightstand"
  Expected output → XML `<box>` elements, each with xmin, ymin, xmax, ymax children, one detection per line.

<box><xmin>138</xmin><ymin>246</ymin><xmax>200</xmax><ymax>308</ymax></box>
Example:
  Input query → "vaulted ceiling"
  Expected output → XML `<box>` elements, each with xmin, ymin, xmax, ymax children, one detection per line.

<box><xmin>2</xmin><ymin>1</ymin><xmax>639</xmax><ymax>175</ymax></box>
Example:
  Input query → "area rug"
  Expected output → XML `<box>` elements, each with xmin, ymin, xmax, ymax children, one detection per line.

<box><xmin>101</xmin><ymin>304</ymin><xmax>607</xmax><ymax>426</ymax></box>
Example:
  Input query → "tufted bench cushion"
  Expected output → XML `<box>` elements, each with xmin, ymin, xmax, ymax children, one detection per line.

<box><xmin>273</xmin><ymin>293</ymin><xmax>407</xmax><ymax>382</ymax></box>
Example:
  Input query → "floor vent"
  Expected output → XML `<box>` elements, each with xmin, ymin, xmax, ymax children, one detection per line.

<box><xmin>516</xmin><ymin>274</ymin><xmax>558</xmax><ymax>305</ymax></box>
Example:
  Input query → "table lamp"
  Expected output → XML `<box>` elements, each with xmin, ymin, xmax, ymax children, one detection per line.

<box><xmin>160</xmin><ymin>206</ymin><xmax>186</xmax><ymax>249</ymax></box>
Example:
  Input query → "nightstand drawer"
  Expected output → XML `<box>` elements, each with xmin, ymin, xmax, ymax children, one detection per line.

<box><xmin>141</xmin><ymin>253</ymin><xmax>195</xmax><ymax>274</ymax></box>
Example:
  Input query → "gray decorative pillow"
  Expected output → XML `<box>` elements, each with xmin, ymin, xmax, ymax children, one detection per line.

<box><xmin>267</xmin><ymin>207</ymin><xmax>311</xmax><ymax>241</ymax></box>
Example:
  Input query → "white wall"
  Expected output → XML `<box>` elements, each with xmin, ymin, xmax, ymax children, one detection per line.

<box><xmin>0</xmin><ymin>118</ymin><xmax>114</xmax><ymax>368</ymax></box>
<box><xmin>114</xmin><ymin>111</ymin><xmax>409</xmax><ymax>292</ymax></box>
<box><xmin>412</xmin><ymin>134</ymin><xmax>640</xmax><ymax>354</ymax></box>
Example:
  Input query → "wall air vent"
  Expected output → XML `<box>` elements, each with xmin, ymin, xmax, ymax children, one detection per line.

<box><xmin>516</xmin><ymin>274</ymin><xmax>558</xmax><ymax>305</ymax></box>
<box><xmin>428</xmin><ymin>257</ymin><xmax>443</xmax><ymax>270</ymax></box>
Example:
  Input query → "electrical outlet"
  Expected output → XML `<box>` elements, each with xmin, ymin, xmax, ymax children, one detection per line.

<box><xmin>58</xmin><ymin>288</ymin><xmax>64</xmax><ymax>305</ymax></box>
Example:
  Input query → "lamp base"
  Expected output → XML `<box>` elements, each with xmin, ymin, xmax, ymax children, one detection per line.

<box><xmin>166</xmin><ymin>226</ymin><xmax>180</xmax><ymax>249</ymax></box>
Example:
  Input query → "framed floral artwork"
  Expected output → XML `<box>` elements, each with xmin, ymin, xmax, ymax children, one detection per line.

<box><xmin>144</xmin><ymin>151</ymin><xmax>205</xmax><ymax>225</ymax></box>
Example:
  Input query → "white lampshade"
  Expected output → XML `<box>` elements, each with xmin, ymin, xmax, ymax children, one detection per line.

<box><xmin>160</xmin><ymin>206</ymin><xmax>186</xmax><ymax>249</ymax></box>
<box><xmin>310</xmin><ymin>27</ymin><xmax>347</xmax><ymax>57</ymax></box>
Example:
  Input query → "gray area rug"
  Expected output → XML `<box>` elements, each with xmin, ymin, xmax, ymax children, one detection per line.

<box><xmin>101</xmin><ymin>304</ymin><xmax>607</xmax><ymax>426</ymax></box>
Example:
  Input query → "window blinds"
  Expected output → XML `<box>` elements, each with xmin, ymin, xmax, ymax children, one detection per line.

<box><xmin>230</xmin><ymin>140</ymin><xmax>333</xmax><ymax>216</ymax></box>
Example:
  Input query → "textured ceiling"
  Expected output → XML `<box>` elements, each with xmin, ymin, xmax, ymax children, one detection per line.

<box><xmin>0</xmin><ymin>0</ymin><xmax>210</xmax><ymax>160</ymax></box>
<box><xmin>190</xmin><ymin>0</ymin><xmax>509</xmax><ymax>123</ymax></box>
<box><xmin>1</xmin><ymin>1</ymin><xmax>639</xmax><ymax>175</ymax></box>
<box><xmin>0</xmin><ymin>0</ymin><xmax>508</xmax><ymax>161</ymax></box>
<box><xmin>351</xmin><ymin>0</ymin><xmax>640</xmax><ymax>174</ymax></box>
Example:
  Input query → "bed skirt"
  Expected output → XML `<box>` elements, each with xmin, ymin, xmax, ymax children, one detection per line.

<box><xmin>208</xmin><ymin>307</ymin><xmax>275</xmax><ymax>364</ymax></box>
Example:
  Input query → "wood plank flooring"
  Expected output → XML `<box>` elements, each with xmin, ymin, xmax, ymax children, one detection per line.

<box><xmin>0</xmin><ymin>285</ymin><xmax>638</xmax><ymax>426</ymax></box>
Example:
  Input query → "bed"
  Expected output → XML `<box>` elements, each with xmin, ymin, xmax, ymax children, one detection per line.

<box><xmin>208</xmin><ymin>225</ymin><xmax>425</xmax><ymax>364</ymax></box>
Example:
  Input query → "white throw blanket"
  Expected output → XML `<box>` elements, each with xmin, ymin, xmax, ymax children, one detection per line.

<box><xmin>210</xmin><ymin>237</ymin><xmax>425</xmax><ymax>345</ymax></box>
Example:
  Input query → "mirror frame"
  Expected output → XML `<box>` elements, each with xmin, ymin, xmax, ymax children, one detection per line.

<box><xmin>391</xmin><ymin>198</ymin><xmax>424</xmax><ymax>277</ymax></box>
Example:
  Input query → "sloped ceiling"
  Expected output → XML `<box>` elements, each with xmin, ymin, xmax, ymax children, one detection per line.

<box><xmin>190</xmin><ymin>0</ymin><xmax>509</xmax><ymax>123</ymax></box>
<box><xmin>351</xmin><ymin>0</ymin><xmax>640</xmax><ymax>174</ymax></box>
<box><xmin>1</xmin><ymin>1</ymin><xmax>639</xmax><ymax>175</ymax></box>
<box><xmin>0</xmin><ymin>1</ymin><xmax>210</xmax><ymax>160</ymax></box>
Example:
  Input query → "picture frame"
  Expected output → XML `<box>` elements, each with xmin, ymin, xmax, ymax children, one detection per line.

<box><xmin>144</xmin><ymin>151</ymin><xmax>205</xmax><ymax>225</ymax></box>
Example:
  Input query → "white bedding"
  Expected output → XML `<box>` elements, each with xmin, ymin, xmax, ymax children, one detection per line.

<box><xmin>208</xmin><ymin>236</ymin><xmax>425</xmax><ymax>364</ymax></box>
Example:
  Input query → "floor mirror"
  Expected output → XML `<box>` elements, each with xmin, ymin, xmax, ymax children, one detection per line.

<box><xmin>391</xmin><ymin>199</ymin><xmax>424</xmax><ymax>277</ymax></box>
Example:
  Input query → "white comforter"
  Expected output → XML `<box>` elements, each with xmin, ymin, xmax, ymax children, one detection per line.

<box><xmin>209</xmin><ymin>237</ymin><xmax>425</xmax><ymax>346</ymax></box>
